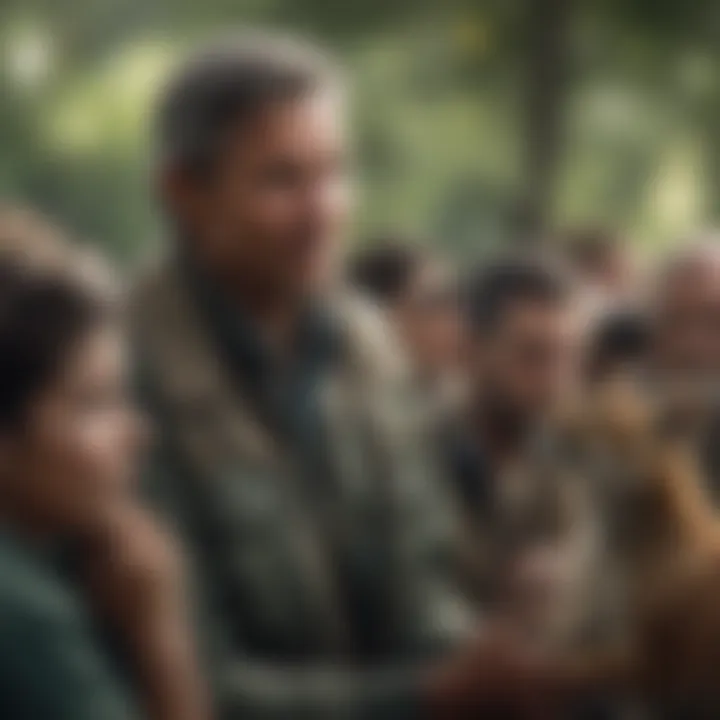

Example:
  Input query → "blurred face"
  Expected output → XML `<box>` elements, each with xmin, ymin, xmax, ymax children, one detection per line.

<box><xmin>393</xmin><ymin>261</ymin><xmax>464</xmax><ymax>379</ymax></box>
<box><xmin>167</xmin><ymin>90</ymin><xmax>351</xmax><ymax>302</ymax></box>
<box><xmin>654</xmin><ymin>263</ymin><xmax>720</xmax><ymax>380</ymax></box>
<box><xmin>0</xmin><ymin>326</ymin><xmax>144</xmax><ymax>536</ymax></box>
<box><xmin>470</xmin><ymin>300</ymin><xmax>580</xmax><ymax>419</ymax></box>
<box><xmin>586</xmin><ymin>247</ymin><xmax>633</xmax><ymax>294</ymax></box>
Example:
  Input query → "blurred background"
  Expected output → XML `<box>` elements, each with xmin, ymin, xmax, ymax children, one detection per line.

<box><xmin>2</xmin><ymin>0</ymin><xmax>720</xmax><ymax>263</ymax></box>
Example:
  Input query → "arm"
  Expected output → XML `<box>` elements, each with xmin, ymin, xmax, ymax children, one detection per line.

<box><xmin>82</xmin><ymin>504</ymin><xmax>212</xmax><ymax>720</ymax></box>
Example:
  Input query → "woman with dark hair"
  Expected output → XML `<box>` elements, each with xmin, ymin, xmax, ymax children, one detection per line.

<box><xmin>0</xmin><ymin>255</ymin><xmax>208</xmax><ymax>719</ymax></box>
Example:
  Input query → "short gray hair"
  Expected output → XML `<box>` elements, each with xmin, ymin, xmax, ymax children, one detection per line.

<box><xmin>155</xmin><ymin>31</ymin><xmax>341</xmax><ymax>174</ymax></box>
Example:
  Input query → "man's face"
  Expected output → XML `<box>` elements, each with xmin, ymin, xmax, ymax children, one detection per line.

<box><xmin>470</xmin><ymin>300</ymin><xmax>580</xmax><ymax>418</ymax></box>
<box><xmin>654</xmin><ymin>263</ymin><xmax>720</xmax><ymax>379</ymax></box>
<box><xmin>170</xmin><ymin>90</ymin><xmax>351</xmax><ymax>301</ymax></box>
<box><xmin>393</xmin><ymin>261</ymin><xmax>464</xmax><ymax>380</ymax></box>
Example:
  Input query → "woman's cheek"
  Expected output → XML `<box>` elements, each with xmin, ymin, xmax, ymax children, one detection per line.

<box><xmin>41</xmin><ymin>414</ymin><xmax>117</xmax><ymax>497</ymax></box>
<box><xmin>80</xmin><ymin>412</ymin><xmax>136</xmax><ymax>491</ymax></box>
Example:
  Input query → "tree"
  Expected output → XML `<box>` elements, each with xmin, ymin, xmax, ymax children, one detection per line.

<box><xmin>517</xmin><ymin>0</ymin><xmax>573</xmax><ymax>242</ymax></box>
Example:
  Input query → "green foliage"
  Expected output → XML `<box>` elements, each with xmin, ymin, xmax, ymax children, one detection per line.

<box><xmin>1</xmin><ymin>0</ymin><xmax>720</xmax><ymax>261</ymax></box>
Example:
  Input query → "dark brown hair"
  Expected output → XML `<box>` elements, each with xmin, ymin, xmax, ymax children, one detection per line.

<box><xmin>348</xmin><ymin>239</ymin><xmax>430</xmax><ymax>304</ymax></box>
<box><xmin>463</xmin><ymin>255</ymin><xmax>572</xmax><ymax>334</ymax></box>
<box><xmin>156</xmin><ymin>32</ymin><xmax>339</xmax><ymax>176</ymax></box>
<box><xmin>0</xmin><ymin>260</ymin><xmax>108</xmax><ymax>430</ymax></box>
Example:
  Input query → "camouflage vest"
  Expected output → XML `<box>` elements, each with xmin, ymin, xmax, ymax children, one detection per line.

<box><xmin>131</xmin><ymin>260</ymin><xmax>469</xmax><ymax>660</ymax></box>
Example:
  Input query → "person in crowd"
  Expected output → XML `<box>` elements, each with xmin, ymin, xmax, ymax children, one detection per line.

<box><xmin>348</xmin><ymin>239</ymin><xmax>465</xmax><ymax>398</ymax></box>
<box><xmin>456</xmin><ymin>256</ymin><xmax>581</xmax><ymax>489</ymax></box>
<box><xmin>648</xmin><ymin>239</ymin><xmax>720</xmax><ymax>501</ymax></box>
<box><xmin>0</xmin><ymin>221</ymin><xmax>209</xmax><ymax>719</ymax></box>
<box><xmin>562</xmin><ymin>226</ymin><xmax>636</xmax><ymax>318</ymax></box>
<box><xmin>448</xmin><ymin>256</ymin><xmax>586</xmax><ymax>605</ymax></box>
<box><xmin>585</xmin><ymin>309</ymin><xmax>649</xmax><ymax>384</ymax></box>
<box><xmin>452</xmin><ymin>257</ymin><xmax>625</xmax><ymax>720</ymax></box>
<box><xmin>650</xmin><ymin>239</ymin><xmax>720</xmax><ymax>383</ymax></box>
<box><xmin>132</xmin><ymin>33</ymin><xmax>571</xmax><ymax>719</ymax></box>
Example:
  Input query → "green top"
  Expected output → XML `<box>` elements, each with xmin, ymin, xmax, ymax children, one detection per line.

<box><xmin>0</xmin><ymin>529</ymin><xmax>138</xmax><ymax>720</ymax></box>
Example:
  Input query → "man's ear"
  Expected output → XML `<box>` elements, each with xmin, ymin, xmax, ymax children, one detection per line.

<box><xmin>156</xmin><ymin>161</ymin><xmax>209</xmax><ymax>233</ymax></box>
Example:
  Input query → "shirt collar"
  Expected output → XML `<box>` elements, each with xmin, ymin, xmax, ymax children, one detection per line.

<box><xmin>179</xmin><ymin>249</ymin><xmax>340</xmax><ymax>387</ymax></box>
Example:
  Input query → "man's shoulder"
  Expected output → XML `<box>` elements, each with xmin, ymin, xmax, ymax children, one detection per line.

<box><xmin>330</xmin><ymin>290</ymin><xmax>411</xmax><ymax>387</ymax></box>
<box><xmin>131</xmin><ymin>258</ymin><xmax>413</xmax><ymax>388</ymax></box>
<box><xmin>128</xmin><ymin>256</ymin><xmax>220</xmax><ymax>410</ymax></box>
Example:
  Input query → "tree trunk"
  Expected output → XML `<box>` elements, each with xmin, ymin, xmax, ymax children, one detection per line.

<box><xmin>516</xmin><ymin>0</ymin><xmax>573</xmax><ymax>243</ymax></box>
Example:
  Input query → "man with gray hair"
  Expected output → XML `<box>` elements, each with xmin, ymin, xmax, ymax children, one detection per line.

<box><xmin>132</xmin><ymin>32</ymin><xmax>567</xmax><ymax>719</ymax></box>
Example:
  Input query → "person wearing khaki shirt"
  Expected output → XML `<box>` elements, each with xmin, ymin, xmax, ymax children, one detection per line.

<box><xmin>134</xmin><ymin>32</ymin><xmax>572</xmax><ymax>720</ymax></box>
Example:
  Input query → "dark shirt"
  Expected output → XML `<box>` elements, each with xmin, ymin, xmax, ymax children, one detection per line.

<box><xmin>446</xmin><ymin>429</ymin><xmax>496</xmax><ymax>527</ymax></box>
<box><xmin>135</xmin><ymin>256</ymin><xmax>475</xmax><ymax>719</ymax></box>
<box><xmin>183</xmin><ymin>255</ymin><xmax>338</xmax><ymax>492</ymax></box>
<box><xmin>0</xmin><ymin>529</ymin><xmax>136</xmax><ymax>720</ymax></box>
<box><xmin>183</xmin><ymin>258</ymin><xmax>392</xmax><ymax>656</ymax></box>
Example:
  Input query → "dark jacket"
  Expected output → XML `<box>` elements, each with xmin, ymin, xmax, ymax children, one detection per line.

<box><xmin>131</xmin><ymin>258</ymin><xmax>474</xmax><ymax>720</ymax></box>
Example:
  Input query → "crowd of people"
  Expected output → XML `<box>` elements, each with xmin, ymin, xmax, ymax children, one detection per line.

<box><xmin>1</xmin><ymin>31</ymin><xmax>720</xmax><ymax>719</ymax></box>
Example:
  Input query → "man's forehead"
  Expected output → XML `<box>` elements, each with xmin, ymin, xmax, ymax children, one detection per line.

<box><xmin>500</xmin><ymin>296</ymin><xmax>576</xmax><ymax>330</ymax></box>
<box><xmin>237</xmin><ymin>91</ymin><xmax>344</xmax><ymax>140</ymax></box>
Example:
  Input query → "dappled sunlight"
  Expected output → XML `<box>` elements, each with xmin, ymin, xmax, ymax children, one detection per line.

<box><xmin>43</xmin><ymin>39</ymin><xmax>178</xmax><ymax>157</ymax></box>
